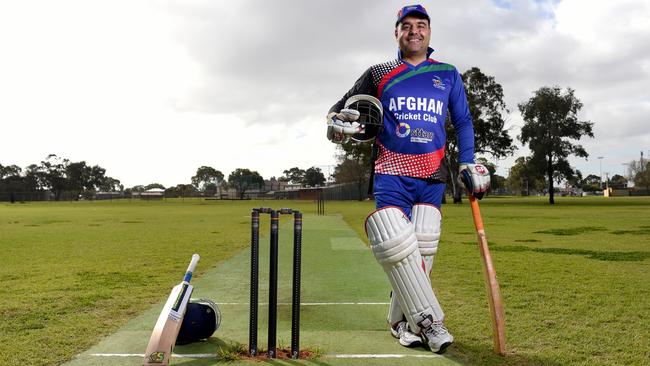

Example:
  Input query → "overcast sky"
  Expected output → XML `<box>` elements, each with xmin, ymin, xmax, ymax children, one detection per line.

<box><xmin>1</xmin><ymin>0</ymin><xmax>649</xmax><ymax>187</ymax></box>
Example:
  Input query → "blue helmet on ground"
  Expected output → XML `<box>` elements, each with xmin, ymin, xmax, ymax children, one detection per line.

<box><xmin>176</xmin><ymin>298</ymin><xmax>221</xmax><ymax>345</ymax></box>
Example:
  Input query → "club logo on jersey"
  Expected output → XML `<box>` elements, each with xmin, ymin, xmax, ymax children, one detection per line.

<box><xmin>396</xmin><ymin>122</ymin><xmax>411</xmax><ymax>138</ymax></box>
<box><xmin>410</xmin><ymin>128</ymin><xmax>433</xmax><ymax>144</ymax></box>
<box><xmin>389</xmin><ymin>97</ymin><xmax>443</xmax><ymax>116</ymax></box>
<box><xmin>432</xmin><ymin>76</ymin><xmax>446</xmax><ymax>90</ymax></box>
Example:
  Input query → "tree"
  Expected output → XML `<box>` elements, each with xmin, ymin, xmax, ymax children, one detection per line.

<box><xmin>446</xmin><ymin>67</ymin><xmax>516</xmax><ymax>203</ymax></box>
<box><xmin>332</xmin><ymin>136</ymin><xmax>374</xmax><ymax>200</ymax></box>
<box><xmin>228</xmin><ymin>168</ymin><xmax>264</xmax><ymax>199</ymax></box>
<box><xmin>0</xmin><ymin>164</ymin><xmax>23</xmax><ymax>203</ymax></box>
<box><xmin>628</xmin><ymin>158</ymin><xmax>650</xmax><ymax>192</ymax></box>
<box><xmin>88</xmin><ymin>165</ymin><xmax>108</xmax><ymax>190</ymax></box>
<box><xmin>0</xmin><ymin>164</ymin><xmax>21</xmax><ymax>178</ymax></box>
<box><xmin>38</xmin><ymin>154</ymin><xmax>70</xmax><ymax>200</ymax></box>
<box><xmin>609</xmin><ymin>174</ymin><xmax>628</xmax><ymax>189</ymax></box>
<box><xmin>333</xmin><ymin>157</ymin><xmax>369</xmax><ymax>200</ymax></box>
<box><xmin>506</xmin><ymin>156</ymin><xmax>545</xmax><ymax>195</ymax></box>
<box><xmin>166</xmin><ymin>184</ymin><xmax>197</xmax><ymax>197</ymax></box>
<box><xmin>98</xmin><ymin>177</ymin><xmax>122</xmax><ymax>192</ymax></box>
<box><xmin>565</xmin><ymin>169</ymin><xmax>584</xmax><ymax>193</ymax></box>
<box><xmin>191</xmin><ymin>166</ymin><xmax>224</xmax><ymax>196</ymax></box>
<box><xmin>580</xmin><ymin>174</ymin><xmax>601</xmax><ymax>192</ymax></box>
<box><xmin>65</xmin><ymin>161</ymin><xmax>112</xmax><ymax>199</ymax></box>
<box><xmin>131</xmin><ymin>185</ymin><xmax>146</xmax><ymax>192</ymax></box>
<box><xmin>66</xmin><ymin>161</ymin><xmax>93</xmax><ymax>199</ymax></box>
<box><xmin>491</xmin><ymin>174</ymin><xmax>507</xmax><ymax>194</ymax></box>
<box><xmin>145</xmin><ymin>183</ymin><xmax>165</xmax><ymax>190</ymax></box>
<box><xmin>518</xmin><ymin>86</ymin><xmax>594</xmax><ymax>204</ymax></box>
<box><xmin>303</xmin><ymin>167</ymin><xmax>326</xmax><ymax>187</ymax></box>
<box><xmin>282</xmin><ymin>167</ymin><xmax>306</xmax><ymax>185</ymax></box>
<box><xmin>23</xmin><ymin>164</ymin><xmax>43</xmax><ymax>192</ymax></box>
<box><xmin>0</xmin><ymin>157</ymin><xmax>121</xmax><ymax>201</ymax></box>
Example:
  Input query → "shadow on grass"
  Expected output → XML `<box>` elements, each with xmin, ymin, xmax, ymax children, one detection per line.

<box><xmin>610</xmin><ymin>228</ymin><xmax>650</xmax><ymax>235</ymax></box>
<box><xmin>493</xmin><ymin>245</ymin><xmax>650</xmax><ymax>261</ymax></box>
<box><xmin>532</xmin><ymin>225</ymin><xmax>650</xmax><ymax>237</ymax></box>
<box><xmin>533</xmin><ymin>226</ymin><xmax>607</xmax><ymax>235</ymax></box>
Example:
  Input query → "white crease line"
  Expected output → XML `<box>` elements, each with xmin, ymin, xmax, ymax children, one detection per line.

<box><xmin>329</xmin><ymin>354</ymin><xmax>442</xmax><ymax>358</ymax></box>
<box><xmin>91</xmin><ymin>353</ymin><xmax>217</xmax><ymax>358</ymax></box>
<box><xmin>217</xmin><ymin>302</ymin><xmax>389</xmax><ymax>305</ymax></box>
<box><xmin>91</xmin><ymin>353</ymin><xmax>441</xmax><ymax>359</ymax></box>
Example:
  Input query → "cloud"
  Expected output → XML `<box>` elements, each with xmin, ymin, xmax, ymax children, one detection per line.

<box><xmin>1</xmin><ymin>0</ymin><xmax>648</xmax><ymax>186</ymax></box>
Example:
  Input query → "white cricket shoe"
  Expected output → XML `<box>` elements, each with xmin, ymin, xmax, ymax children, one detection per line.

<box><xmin>390</xmin><ymin>321</ymin><xmax>422</xmax><ymax>347</ymax></box>
<box><xmin>422</xmin><ymin>322</ymin><xmax>454</xmax><ymax>354</ymax></box>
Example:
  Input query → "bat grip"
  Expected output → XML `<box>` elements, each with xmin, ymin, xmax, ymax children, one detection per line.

<box><xmin>467</xmin><ymin>192</ymin><xmax>484</xmax><ymax>231</ymax></box>
<box><xmin>183</xmin><ymin>254</ymin><xmax>200</xmax><ymax>282</ymax></box>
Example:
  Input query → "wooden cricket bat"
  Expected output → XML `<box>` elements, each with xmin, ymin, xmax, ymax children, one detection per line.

<box><xmin>468</xmin><ymin>195</ymin><xmax>506</xmax><ymax>355</ymax></box>
<box><xmin>143</xmin><ymin>254</ymin><xmax>200</xmax><ymax>365</ymax></box>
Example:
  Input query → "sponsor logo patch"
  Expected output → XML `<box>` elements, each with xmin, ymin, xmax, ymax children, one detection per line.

<box><xmin>410</xmin><ymin>128</ymin><xmax>433</xmax><ymax>143</ymax></box>
<box><xmin>396</xmin><ymin>122</ymin><xmax>411</xmax><ymax>138</ymax></box>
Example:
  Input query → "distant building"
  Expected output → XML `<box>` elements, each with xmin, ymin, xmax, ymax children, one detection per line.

<box><xmin>95</xmin><ymin>192</ymin><xmax>123</xmax><ymax>200</ymax></box>
<box><xmin>133</xmin><ymin>188</ymin><xmax>164</xmax><ymax>200</ymax></box>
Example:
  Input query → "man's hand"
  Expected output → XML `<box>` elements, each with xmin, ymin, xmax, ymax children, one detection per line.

<box><xmin>326</xmin><ymin>109</ymin><xmax>361</xmax><ymax>144</ymax></box>
<box><xmin>458</xmin><ymin>163</ymin><xmax>490</xmax><ymax>200</ymax></box>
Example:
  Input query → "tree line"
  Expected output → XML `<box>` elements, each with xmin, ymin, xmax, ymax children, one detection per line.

<box><xmin>0</xmin><ymin>158</ymin><xmax>328</xmax><ymax>202</ymax></box>
<box><xmin>150</xmin><ymin>166</ymin><xmax>326</xmax><ymax>200</ymax></box>
<box><xmin>0</xmin><ymin>154</ymin><xmax>121</xmax><ymax>202</ymax></box>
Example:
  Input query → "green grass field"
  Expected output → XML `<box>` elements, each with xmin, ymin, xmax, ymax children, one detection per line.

<box><xmin>1</xmin><ymin>197</ymin><xmax>649</xmax><ymax>365</ymax></box>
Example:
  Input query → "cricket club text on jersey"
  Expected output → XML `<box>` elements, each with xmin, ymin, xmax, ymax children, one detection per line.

<box><xmin>389</xmin><ymin>96</ymin><xmax>444</xmax><ymax>124</ymax></box>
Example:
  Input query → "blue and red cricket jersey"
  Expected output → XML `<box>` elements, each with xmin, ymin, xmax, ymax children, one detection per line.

<box><xmin>329</xmin><ymin>47</ymin><xmax>475</xmax><ymax>182</ymax></box>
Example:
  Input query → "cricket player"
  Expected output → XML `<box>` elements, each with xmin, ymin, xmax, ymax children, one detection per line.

<box><xmin>326</xmin><ymin>4</ymin><xmax>490</xmax><ymax>353</ymax></box>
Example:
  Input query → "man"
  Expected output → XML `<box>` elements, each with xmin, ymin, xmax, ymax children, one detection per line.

<box><xmin>326</xmin><ymin>4</ymin><xmax>490</xmax><ymax>354</ymax></box>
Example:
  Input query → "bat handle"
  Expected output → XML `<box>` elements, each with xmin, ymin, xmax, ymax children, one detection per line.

<box><xmin>184</xmin><ymin>254</ymin><xmax>200</xmax><ymax>282</ymax></box>
<box><xmin>467</xmin><ymin>191</ymin><xmax>484</xmax><ymax>231</ymax></box>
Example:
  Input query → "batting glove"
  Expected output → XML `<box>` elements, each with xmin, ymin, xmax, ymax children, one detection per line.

<box><xmin>458</xmin><ymin>163</ymin><xmax>490</xmax><ymax>200</ymax></box>
<box><xmin>326</xmin><ymin>109</ymin><xmax>361</xmax><ymax>144</ymax></box>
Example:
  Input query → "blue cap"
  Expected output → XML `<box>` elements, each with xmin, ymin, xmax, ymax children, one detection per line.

<box><xmin>396</xmin><ymin>4</ymin><xmax>430</xmax><ymax>26</ymax></box>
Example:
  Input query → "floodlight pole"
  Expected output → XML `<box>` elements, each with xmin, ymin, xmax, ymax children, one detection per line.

<box><xmin>597</xmin><ymin>156</ymin><xmax>604</xmax><ymax>189</ymax></box>
<box><xmin>621</xmin><ymin>163</ymin><xmax>630</xmax><ymax>188</ymax></box>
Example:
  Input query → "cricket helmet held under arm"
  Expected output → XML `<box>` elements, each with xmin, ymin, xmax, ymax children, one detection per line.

<box><xmin>344</xmin><ymin>94</ymin><xmax>384</xmax><ymax>143</ymax></box>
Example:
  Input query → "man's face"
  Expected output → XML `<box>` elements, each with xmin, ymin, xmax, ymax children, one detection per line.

<box><xmin>395</xmin><ymin>15</ymin><xmax>431</xmax><ymax>56</ymax></box>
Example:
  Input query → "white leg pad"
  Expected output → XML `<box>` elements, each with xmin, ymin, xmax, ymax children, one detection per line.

<box><xmin>366</xmin><ymin>207</ymin><xmax>444</xmax><ymax>333</ymax></box>
<box><xmin>412</xmin><ymin>204</ymin><xmax>441</xmax><ymax>275</ymax></box>
<box><xmin>388</xmin><ymin>204</ymin><xmax>442</xmax><ymax>324</ymax></box>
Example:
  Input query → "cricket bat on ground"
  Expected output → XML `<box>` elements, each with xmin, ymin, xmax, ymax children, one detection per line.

<box><xmin>467</xmin><ymin>194</ymin><xmax>506</xmax><ymax>355</ymax></box>
<box><xmin>143</xmin><ymin>254</ymin><xmax>200</xmax><ymax>365</ymax></box>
